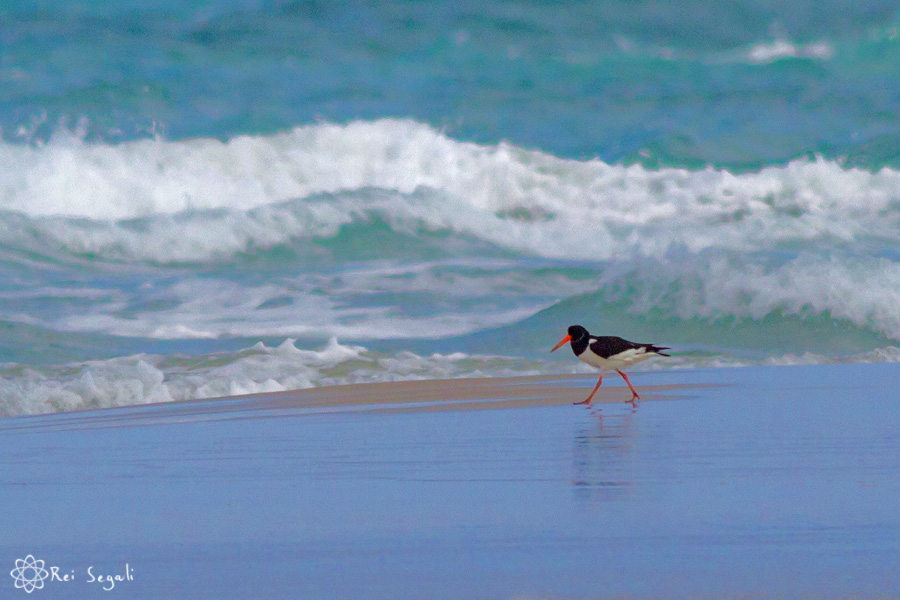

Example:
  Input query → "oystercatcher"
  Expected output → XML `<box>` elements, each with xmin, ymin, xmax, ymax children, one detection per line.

<box><xmin>551</xmin><ymin>325</ymin><xmax>670</xmax><ymax>405</ymax></box>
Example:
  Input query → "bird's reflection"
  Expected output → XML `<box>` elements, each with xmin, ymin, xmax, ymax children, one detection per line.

<box><xmin>572</xmin><ymin>409</ymin><xmax>637</xmax><ymax>503</ymax></box>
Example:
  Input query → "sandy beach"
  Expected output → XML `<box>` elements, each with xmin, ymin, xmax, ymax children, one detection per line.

<box><xmin>2</xmin><ymin>363</ymin><xmax>899</xmax><ymax>599</ymax></box>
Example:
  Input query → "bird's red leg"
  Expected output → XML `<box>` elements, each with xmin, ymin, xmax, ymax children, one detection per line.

<box><xmin>574</xmin><ymin>374</ymin><xmax>603</xmax><ymax>405</ymax></box>
<box><xmin>616</xmin><ymin>370</ymin><xmax>640</xmax><ymax>404</ymax></box>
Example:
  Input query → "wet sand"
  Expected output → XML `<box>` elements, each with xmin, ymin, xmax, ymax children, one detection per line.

<box><xmin>1</xmin><ymin>364</ymin><xmax>899</xmax><ymax>598</ymax></box>
<box><xmin>0</xmin><ymin>374</ymin><xmax>718</xmax><ymax>433</ymax></box>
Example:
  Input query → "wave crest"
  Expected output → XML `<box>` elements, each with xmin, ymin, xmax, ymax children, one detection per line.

<box><xmin>3</xmin><ymin>120</ymin><xmax>900</xmax><ymax>265</ymax></box>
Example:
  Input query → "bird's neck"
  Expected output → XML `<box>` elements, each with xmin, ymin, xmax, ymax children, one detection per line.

<box><xmin>570</xmin><ymin>334</ymin><xmax>589</xmax><ymax>356</ymax></box>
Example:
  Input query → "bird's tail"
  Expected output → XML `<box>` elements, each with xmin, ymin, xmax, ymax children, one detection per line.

<box><xmin>646</xmin><ymin>344</ymin><xmax>670</xmax><ymax>357</ymax></box>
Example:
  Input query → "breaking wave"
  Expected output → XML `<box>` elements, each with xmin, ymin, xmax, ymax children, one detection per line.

<box><xmin>2</xmin><ymin>119</ymin><xmax>900</xmax><ymax>265</ymax></box>
<box><xmin>0</xmin><ymin>338</ymin><xmax>548</xmax><ymax>416</ymax></box>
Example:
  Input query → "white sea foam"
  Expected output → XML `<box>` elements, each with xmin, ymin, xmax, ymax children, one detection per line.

<box><xmin>605</xmin><ymin>35</ymin><xmax>836</xmax><ymax>66</ymax></box>
<box><xmin>18</xmin><ymin>248</ymin><xmax>900</xmax><ymax>343</ymax></box>
<box><xmin>2</xmin><ymin>119</ymin><xmax>900</xmax><ymax>265</ymax></box>
<box><xmin>0</xmin><ymin>338</ymin><xmax>547</xmax><ymax>416</ymax></box>
<box><xmin>591</xmin><ymin>251</ymin><xmax>900</xmax><ymax>340</ymax></box>
<box><xmin>16</xmin><ymin>262</ymin><xmax>574</xmax><ymax>340</ymax></box>
<box><xmin>742</xmin><ymin>39</ymin><xmax>834</xmax><ymax>63</ymax></box>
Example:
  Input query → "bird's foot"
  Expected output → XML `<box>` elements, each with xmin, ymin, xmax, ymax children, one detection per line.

<box><xmin>573</xmin><ymin>398</ymin><xmax>592</xmax><ymax>405</ymax></box>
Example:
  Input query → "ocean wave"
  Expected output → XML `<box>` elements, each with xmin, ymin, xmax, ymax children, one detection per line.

<box><xmin>0</xmin><ymin>338</ymin><xmax>548</xmax><ymax>416</ymax></box>
<box><xmin>8</xmin><ymin>245</ymin><xmax>900</xmax><ymax>348</ymax></box>
<box><xmin>495</xmin><ymin>250</ymin><xmax>900</xmax><ymax>358</ymax></box>
<box><xmin>11</xmin><ymin>252</ymin><xmax>900</xmax><ymax>355</ymax></box>
<box><xmin>4</xmin><ymin>120</ymin><xmax>900</xmax><ymax>367</ymax></box>
<box><xmin>592</xmin><ymin>251</ymin><xmax>900</xmax><ymax>341</ymax></box>
<box><xmin>610</xmin><ymin>34</ymin><xmax>836</xmax><ymax>65</ymax></box>
<box><xmin>0</xmin><ymin>261</ymin><xmax>589</xmax><ymax>342</ymax></box>
<box><xmin>2</xmin><ymin>120</ymin><xmax>900</xmax><ymax>264</ymax></box>
<box><xmin>742</xmin><ymin>39</ymin><xmax>834</xmax><ymax>63</ymax></box>
<box><xmin>728</xmin><ymin>36</ymin><xmax>835</xmax><ymax>64</ymax></box>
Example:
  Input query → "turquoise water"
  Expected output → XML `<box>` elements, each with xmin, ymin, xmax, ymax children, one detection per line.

<box><xmin>3</xmin><ymin>0</ymin><xmax>900</xmax><ymax>414</ymax></box>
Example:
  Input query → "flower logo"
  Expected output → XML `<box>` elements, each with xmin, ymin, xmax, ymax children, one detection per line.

<box><xmin>10</xmin><ymin>555</ymin><xmax>49</xmax><ymax>593</ymax></box>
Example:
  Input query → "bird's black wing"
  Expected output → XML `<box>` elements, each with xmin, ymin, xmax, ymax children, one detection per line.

<box><xmin>589</xmin><ymin>336</ymin><xmax>670</xmax><ymax>358</ymax></box>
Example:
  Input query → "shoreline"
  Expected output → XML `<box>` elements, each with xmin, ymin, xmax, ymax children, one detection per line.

<box><xmin>0</xmin><ymin>371</ymin><xmax>722</xmax><ymax>431</ymax></box>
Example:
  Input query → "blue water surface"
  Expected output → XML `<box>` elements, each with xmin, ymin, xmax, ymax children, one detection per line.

<box><xmin>1</xmin><ymin>364</ymin><xmax>898</xmax><ymax>598</ymax></box>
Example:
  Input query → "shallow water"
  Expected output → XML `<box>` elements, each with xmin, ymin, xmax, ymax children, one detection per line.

<box><xmin>2</xmin><ymin>363</ymin><xmax>898</xmax><ymax>598</ymax></box>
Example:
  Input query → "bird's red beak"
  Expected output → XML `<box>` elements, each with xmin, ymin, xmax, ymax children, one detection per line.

<box><xmin>551</xmin><ymin>334</ymin><xmax>572</xmax><ymax>352</ymax></box>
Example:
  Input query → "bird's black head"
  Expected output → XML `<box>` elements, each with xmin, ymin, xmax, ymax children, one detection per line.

<box><xmin>567</xmin><ymin>325</ymin><xmax>588</xmax><ymax>339</ymax></box>
<box><xmin>552</xmin><ymin>324</ymin><xmax>589</xmax><ymax>353</ymax></box>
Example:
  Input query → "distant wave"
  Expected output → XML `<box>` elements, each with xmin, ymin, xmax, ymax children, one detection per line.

<box><xmin>610</xmin><ymin>34</ymin><xmax>836</xmax><ymax>65</ymax></box>
<box><xmin>5</xmin><ymin>248</ymin><xmax>900</xmax><ymax>350</ymax></box>
<box><xmin>740</xmin><ymin>38</ymin><xmax>834</xmax><ymax>63</ymax></box>
<box><xmin>564</xmin><ymin>251</ymin><xmax>900</xmax><ymax>342</ymax></box>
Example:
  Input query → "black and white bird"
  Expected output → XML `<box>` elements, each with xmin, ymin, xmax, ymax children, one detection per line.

<box><xmin>551</xmin><ymin>325</ymin><xmax>670</xmax><ymax>405</ymax></box>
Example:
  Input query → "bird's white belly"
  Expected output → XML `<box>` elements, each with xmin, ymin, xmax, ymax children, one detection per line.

<box><xmin>578</xmin><ymin>347</ymin><xmax>653</xmax><ymax>371</ymax></box>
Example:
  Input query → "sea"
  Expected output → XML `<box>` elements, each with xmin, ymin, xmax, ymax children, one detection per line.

<box><xmin>2</xmin><ymin>0</ymin><xmax>900</xmax><ymax>415</ymax></box>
